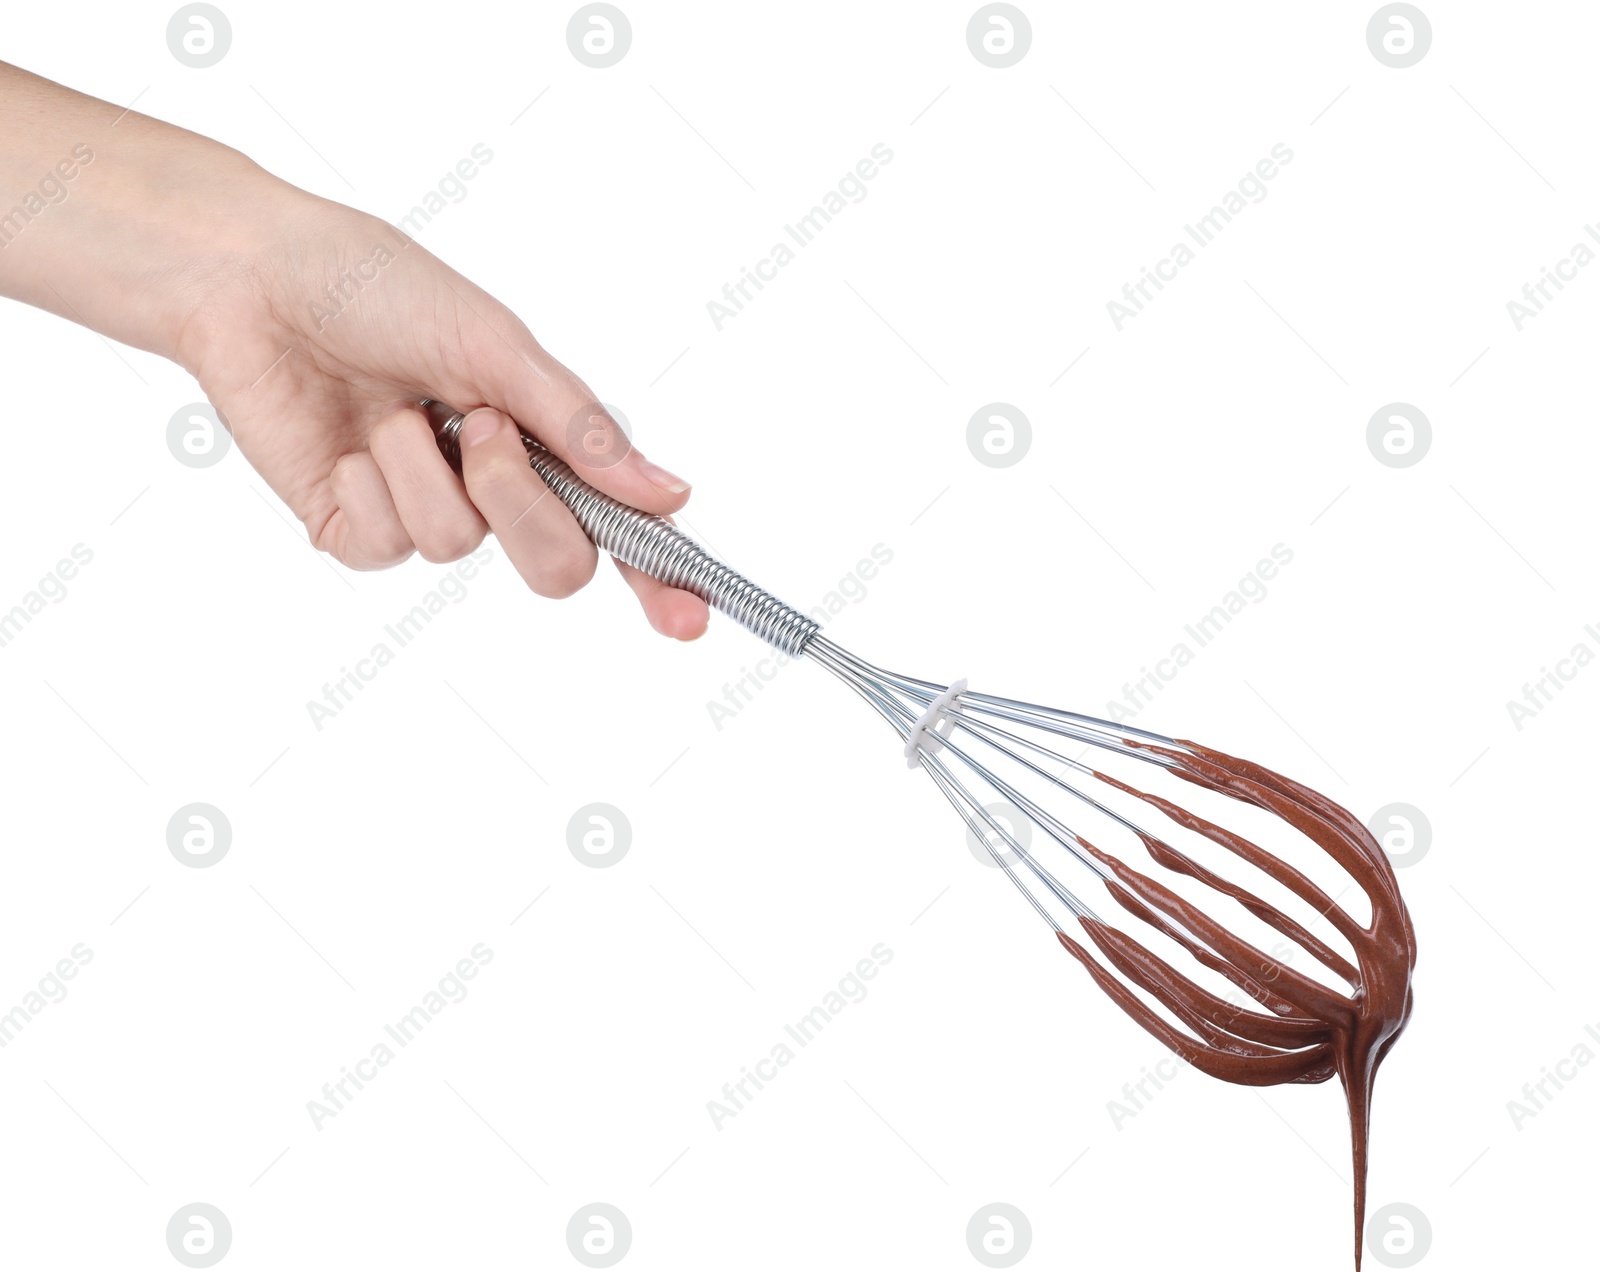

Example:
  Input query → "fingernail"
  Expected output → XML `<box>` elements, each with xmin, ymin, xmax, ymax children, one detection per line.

<box><xmin>461</xmin><ymin>409</ymin><xmax>504</xmax><ymax>449</ymax></box>
<box><xmin>635</xmin><ymin>456</ymin><xmax>691</xmax><ymax>494</ymax></box>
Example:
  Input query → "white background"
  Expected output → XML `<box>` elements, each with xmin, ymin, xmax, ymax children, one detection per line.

<box><xmin>1</xmin><ymin>2</ymin><xmax>1595</xmax><ymax>1269</ymax></box>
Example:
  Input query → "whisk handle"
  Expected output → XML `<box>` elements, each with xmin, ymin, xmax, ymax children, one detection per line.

<box><xmin>424</xmin><ymin>401</ymin><xmax>820</xmax><ymax>657</ymax></box>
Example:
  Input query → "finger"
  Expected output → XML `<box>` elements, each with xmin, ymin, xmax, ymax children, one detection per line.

<box><xmin>449</xmin><ymin>310</ymin><xmax>695</xmax><ymax>516</ymax></box>
<box><xmin>321</xmin><ymin>450</ymin><xmax>415</xmax><ymax>569</ymax></box>
<box><xmin>613</xmin><ymin>557</ymin><xmax>710</xmax><ymax>641</ymax></box>
<box><xmin>367</xmin><ymin>404</ymin><xmax>487</xmax><ymax>562</ymax></box>
<box><xmin>555</xmin><ymin>397</ymin><xmax>693</xmax><ymax>512</ymax></box>
<box><xmin>457</xmin><ymin>407</ymin><xmax>598</xmax><ymax>598</ymax></box>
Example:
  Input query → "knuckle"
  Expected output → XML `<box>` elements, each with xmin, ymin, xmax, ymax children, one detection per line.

<box><xmin>416</xmin><ymin>518</ymin><xmax>483</xmax><ymax>563</ymax></box>
<box><xmin>321</xmin><ymin>540</ymin><xmax>360</xmax><ymax>569</ymax></box>
<box><xmin>328</xmin><ymin>533</ymin><xmax>411</xmax><ymax>572</ymax></box>
<box><xmin>535</xmin><ymin>545</ymin><xmax>597</xmax><ymax>599</ymax></box>
<box><xmin>368</xmin><ymin>411</ymin><xmax>417</xmax><ymax>455</ymax></box>
<box><xmin>329</xmin><ymin>452</ymin><xmax>372</xmax><ymax>500</ymax></box>
<box><xmin>368</xmin><ymin>415</ymin><xmax>399</xmax><ymax>448</ymax></box>
<box><xmin>465</xmin><ymin>450</ymin><xmax>525</xmax><ymax>495</ymax></box>
<box><xmin>330</xmin><ymin>452</ymin><xmax>363</xmax><ymax>485</ymax></box>
<box><xmin>370</xmin><ymin>530</ymin><xmax>416</xmax><ymax>567</ymax></box>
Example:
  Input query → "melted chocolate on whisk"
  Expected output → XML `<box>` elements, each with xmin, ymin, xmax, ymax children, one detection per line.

<box><xmin>1052</xmin><ymin>741</ymin><xmax>1416</xmax><ymax>1271</ymax></box>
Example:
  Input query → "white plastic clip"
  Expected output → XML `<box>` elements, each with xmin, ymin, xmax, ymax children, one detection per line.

<box><xmin>903</xmin><ymin>679</ymin><xmax>968</xmax><ymax>768</ymax></box>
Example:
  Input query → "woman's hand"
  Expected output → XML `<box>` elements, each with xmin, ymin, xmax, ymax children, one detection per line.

<box><xmin>176</xmin><ymin>197</ymin><xmax>710</xmax><ymax>638</ymax></box>
<box><xmin>0</xmin><ymin>61</ymin><xmax>710</xmax><ymax>639</ymax></box>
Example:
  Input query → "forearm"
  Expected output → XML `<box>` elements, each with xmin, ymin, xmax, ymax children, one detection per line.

<box><xmin>0</xmin><ymin>62</ymin><xmax>304</xmax><ymax>363</ymax></box>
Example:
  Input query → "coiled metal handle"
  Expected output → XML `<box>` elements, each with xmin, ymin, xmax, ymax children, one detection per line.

<box><xmin>423</xmin><ymin>401</ymin><xmax>821</xmax><ymax>656</ymax></box>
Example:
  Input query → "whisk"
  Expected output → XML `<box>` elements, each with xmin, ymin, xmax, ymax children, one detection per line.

<box><xmin>425</xmin><ymin>400</ymin><xmax>1416</xmax><ymax>1269</ymax></box>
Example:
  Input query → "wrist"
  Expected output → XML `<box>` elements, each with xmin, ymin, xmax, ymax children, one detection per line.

<box><xmin>0</xmin><ymin>66</ymin><xmax>311</xmax><ymax>367</ymax></box>
<box><xmin>82</xmin><ymin>132</ymin><xmax>311</xmax><ymax>367</ymax></box>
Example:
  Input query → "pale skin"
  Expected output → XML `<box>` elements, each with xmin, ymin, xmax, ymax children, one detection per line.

<box><xmin>0</xmin><ymin>62</ymin><xmax>710</xmax><ymax>639</ymax></box>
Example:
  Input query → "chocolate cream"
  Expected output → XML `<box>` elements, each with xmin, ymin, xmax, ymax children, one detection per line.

<box><xmin>1052</xmin><ymin>741</ymin><xmax>1416</xmax><ymax>1270</ymax></box>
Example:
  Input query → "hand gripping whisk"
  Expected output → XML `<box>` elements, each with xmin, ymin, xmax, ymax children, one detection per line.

<box><xmin>425</xmin><ymin>400</ymin><xmax>1416</xmax><ymax>1270</ymax></box>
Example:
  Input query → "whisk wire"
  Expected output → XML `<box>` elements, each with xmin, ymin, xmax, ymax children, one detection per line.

<box><xmin>422</xmin><ymin>400</ymin><xmax>1414</xmax><ymax>1266</ymax></box>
